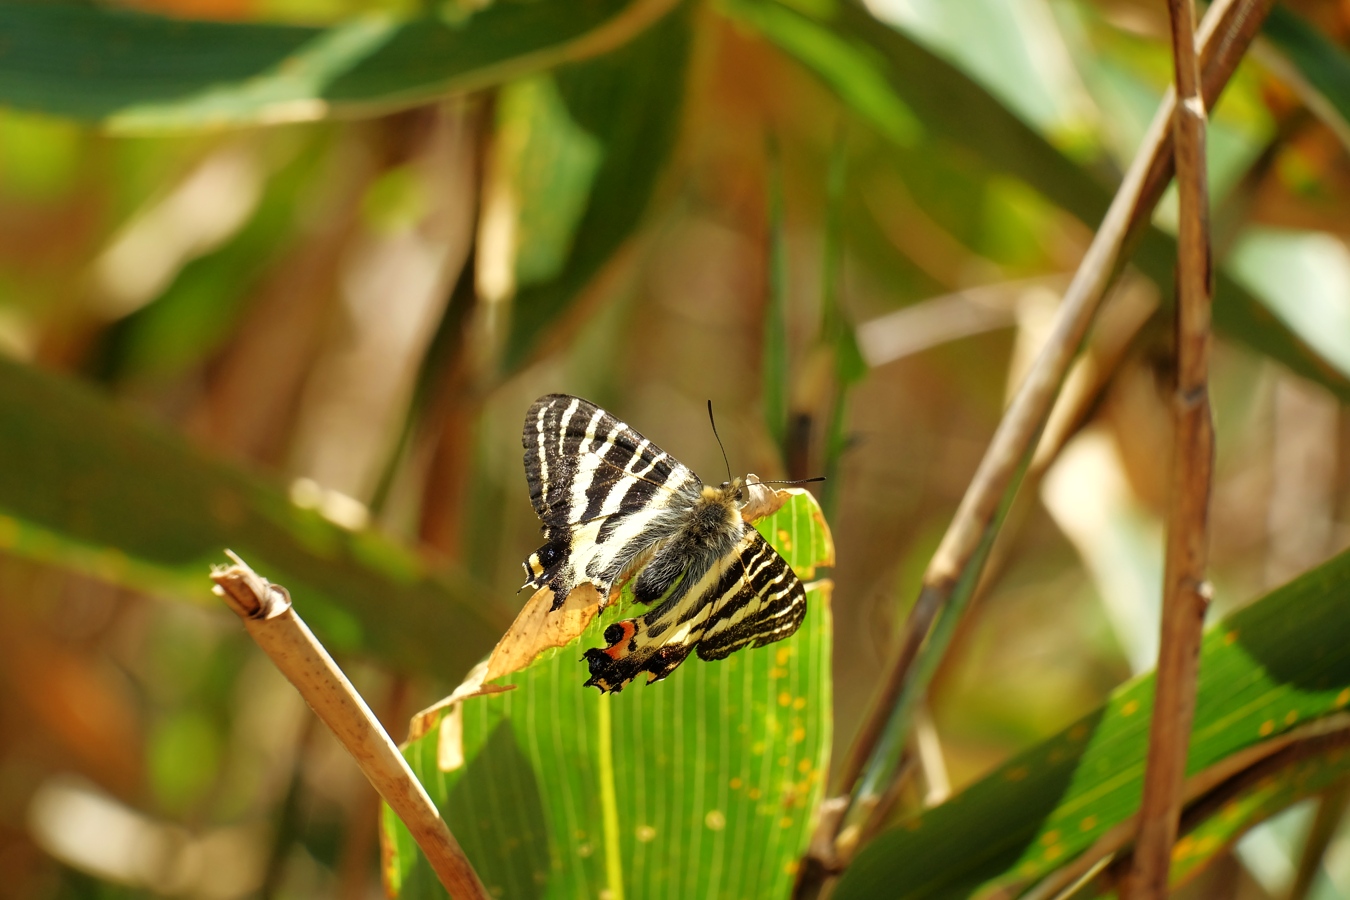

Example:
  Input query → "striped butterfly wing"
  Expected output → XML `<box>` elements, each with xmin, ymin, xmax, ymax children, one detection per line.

<box><xmin>522</xmin><ymin>394</ymin><xmax>701</xmax><ymax>609</ymax></box>
<box><xmin>583</xmin><ymin>524</ymin><xmax>807</xmax><ymax>692</ymax></box>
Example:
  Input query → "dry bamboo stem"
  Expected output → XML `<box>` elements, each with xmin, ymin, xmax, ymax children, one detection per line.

<box><xmin>1123</xmin><ymin>0</ymin><xmax>1215</xmax><ymax>895</ymax></box>
<box><xmin>828</xmin><ymin>0</ymin><xmax>1274</xmax><ymax>836</ymax></box>
<box><xmin>211</xmin><ymin>552</ymin><xmax>489</xmax><ymax>900</ymax></box>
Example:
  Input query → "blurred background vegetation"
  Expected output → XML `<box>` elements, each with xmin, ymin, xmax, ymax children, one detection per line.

<box><xmin>0</xmin><ymin>0</ymin><xmax>1348</xmax><ymax>896</ymax></box>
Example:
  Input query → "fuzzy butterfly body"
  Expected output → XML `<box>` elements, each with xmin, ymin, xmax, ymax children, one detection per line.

<box><xmin>521</xmin><ymin>394</ymin><xmax>807</xmax><ymax>692</ymax></box>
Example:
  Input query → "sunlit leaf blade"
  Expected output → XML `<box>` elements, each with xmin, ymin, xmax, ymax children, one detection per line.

<box><xmin>1262</xmin><ymin>5</ymin><xmax>1350</xmax><ymax>146</ymax></box>
<box><xmin>833</xmin><ymin>547</ymin><xmax>1350</xmax><ymax>900</ymax></box>
<box><xmin>502</xmin><ymin>9</ymin><xmax>689</xmax><ymax>369</ymax></box>
<box><xmin>0</xmin><ymin>0</ymin><xmax>674</xmax><ymax>130</ymax></box>
<box><xmin>717</xmin><ymin>0</ymin><xmax>1350</xmax><ymax>401</ymax></box>
<box><xmin>0</xmin><ymin>357</ymin><xmax>502</xmax><ymax>679</ymax></box>
<box><xmin>383</xmin><ymin>490</ymin><xmax>834</xmax><ymax>899</ymax></box>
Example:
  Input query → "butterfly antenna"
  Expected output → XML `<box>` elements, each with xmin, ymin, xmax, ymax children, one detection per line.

<box><xmin>707</xmin><ymin>400</ymin><xmax>733</xmax><ymax>482</ymax></box>
<box><xmin>757</xmin><ymin>476</ymin><xmax>827</xmax><ymax>485</ymax></box>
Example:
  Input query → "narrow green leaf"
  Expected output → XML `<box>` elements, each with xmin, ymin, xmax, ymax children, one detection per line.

<box><xmin>0</xmin><ymin>357</ymin><xmax>502</xmax><ymax>679</ymax></box>
<box><xmin>501</xmin><ymin>8</ymin><xmax>689</xmax><ymax>369</ymax></box>
<box><xmin>725</xmin><ymin>0</ymin><xmax>920</xmax><ymax>147</ymax></box>
<box><xmin>764</xmin><ymin>135</ymin><xmax>790</xmax><ymax>455</ymax></box>
<box><xmin>497</xmin><ymin>76</ymin><xmax>606</xmax><ymax>291</ymax></box>
<box><xmin>717</xmin><ymin>0</ymin><xmax>1350</xmax><ymax>401</ymax></box>
<box><xmin>1044</xmin><ymin>743</ymin><xmax>1350</xmax><ymax>899</ymax></box>
<box><xmin>1167</xmin><ymin>745</ymin><xmax>1350</xmax><ymax>890</ymax></box>
<box><xmin>833</xmin><ymin>548</ymin><xmax>1350</xmax><ymax>899</ymax></box>
<box><xmin>1262</xmin><ymin>5</ymin><xmax>1350</xmax><ymax>147</ymax></box>
<box><xmin>0</xmin><ymin>0</ymin><xmax>673</xmax><ymax>130</ymax></box>
<box><xmin>384</xmin><ymin>491</ymin><xmax>835</xmax><ymax>899</ymax></box>
<box><xmin>819</xmin><ymin>131</ymin><xmax>860</xmax><ymax>517</ymax></box>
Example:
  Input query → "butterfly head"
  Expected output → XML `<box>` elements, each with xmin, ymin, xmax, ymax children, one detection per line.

<box><xmin>708</xmin><ymin>475</ymin><xmax>747</xmax><ymax>505</ymax></box>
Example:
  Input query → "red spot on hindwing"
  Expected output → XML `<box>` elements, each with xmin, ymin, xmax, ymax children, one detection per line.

<box><xmin>603</xmin><ymin>620</ymin><xmax>637</xmax><ymax>659</ymax></box>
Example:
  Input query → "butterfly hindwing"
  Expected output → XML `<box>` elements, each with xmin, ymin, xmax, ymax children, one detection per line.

<box><xmin>522</xmin><ymin>394</ymin><xmax>700</xmax><ymax>608</ymax></box>
<box><xmin>583</xmin><ymin>524</ymin><xmax>807</xmax><ymax>692</ymax></box>
<box><xmin>697</xmin><ymin>527</ymin><xmax>807</xmax><ymax>660</ymax></box>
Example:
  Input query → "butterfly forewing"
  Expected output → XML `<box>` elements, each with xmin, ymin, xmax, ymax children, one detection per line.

<box><xmin>522</xmin><ymin>395</ymin><xmax>699</xmax><ymax>608</ymax></box>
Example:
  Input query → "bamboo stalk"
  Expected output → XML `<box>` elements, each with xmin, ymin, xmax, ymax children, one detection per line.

<box><xmin>211</xmin><ymin>552</ymin><xmax>489</xmax><ymax>900</ymax></box>
<box><xmin>1123</xmin><ymin>0</ymin><xmax>1215</xmax><ymax>895</ymax></box>
<box><xmin>800</xmin><ymin>0</ymin><xmax>1275</xmax><ymax>888</ymax></box>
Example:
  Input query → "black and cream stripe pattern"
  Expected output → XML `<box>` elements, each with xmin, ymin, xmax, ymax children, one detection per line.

<box><xmin>520</xmin><ymin>394</ymin><xmax>807</xmax><ymax>692</ymax></box>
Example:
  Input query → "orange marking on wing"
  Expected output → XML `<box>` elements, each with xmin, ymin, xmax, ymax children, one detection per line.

<box><xmin>602</xmin><ymin>620</ymin><xmax>637</xmax><ymax>659</ymax></box>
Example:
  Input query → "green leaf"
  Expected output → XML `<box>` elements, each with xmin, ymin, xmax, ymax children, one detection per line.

<box><xmin>726</xmin><ymin>0</ymin><xmax>920</xmax><ymax>147</ymax></box>
<box><xmin>103</xmin><ymin>131</ymin><xmax>331</xmax><ymax>381</ymax></box>
<box><xmin>501</xmin><ymin>8</ymin><xmax>689</xmax><ymax>369</ymax></box>
<box><xmin>819</xmin><ymin>131</ymin><xmax>860</xmax><ymax>517</ymax></box>
<box><xmin>1166</xmin><ymin>745</ymin><xmax>1350</xmax><ymax>890</ymax></box>
<box><xmin>383</xmin><ymin>490</ymin><xmax>835</xmax><ymax>899</ymax></box>
<box><xmin>0</xmin><ymin>356</ymin><xmax>503</xmax><ymax>680</ymax></box>
<box><xmin>0</xmin><ymin>0</ymin><xmax>675</xmax><ymax>131</ymax></box>
<box><xmin>497</xmin><ymin>77</ymin><xmax>606</xmax><ymax>291</ymax></box>
<box><xmin>1225</xmin><ymin>227</ymin><xmax>1350</xmax><ymax>381</ymax></box>
<box><xmin>832</xmin><ymin>547</ymin><xmax>1350</xmax><ymax>900</ymax></box>
<box><xmin>1262</xmin><ymin>5</ymin><xmax>1350</xmax><ymax>148</ymax></box>
<box><xmin>1032</xmin><ymin>743</ymin><xmax>1350</xmax><ymax>898</ymax></box>
<box><xmin>717</xmin><ymin>0</ymin><xmax>1350</xmax><ymax>401</ymax></box>
<box><xmin>764</xmin><ymin>135</ymin><xmax>790</xmax><ymax>454</ymax></box>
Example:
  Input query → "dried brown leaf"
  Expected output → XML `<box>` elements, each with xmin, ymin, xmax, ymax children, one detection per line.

<box><xmin>483</xmin><ymin>582</ymin><xmax>604</xmax><ymax>683</ymax></box>
<box><xmin>741</xmin><ymin>473</ymin><xmax>793</xmax><ymax>523</ymax></box>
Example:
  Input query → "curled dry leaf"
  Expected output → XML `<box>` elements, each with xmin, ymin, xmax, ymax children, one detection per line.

<box><xmin>408</xmin><ymin>583</ymin><xmax>605</xmax><ymax>743</ymax></box>
<box><xmin>484</xmin><ymin>582</ymin><xmax>604</xmax><ymax>682</ymax></box>
<box><xmin>741</xmin><ymin>473</ymin><xmax>792</xmax><ymax>523</ymax></box>
<box><xmin>407</xmin><ymin>661</ymin><xmax>516</xmax><ymax>743</ymax></box>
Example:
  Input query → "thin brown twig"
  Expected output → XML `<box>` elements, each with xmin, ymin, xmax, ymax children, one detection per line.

<box><xmin>210</xmin><ymin>552</ymin><xmax>489</xmax><ymax>900</ymax></box>
<box><xmin>1124</xmin><ymin>0</ymin><xmax>1215</xmax><ymax>894</ymax></box>
<box><xmin>825</xmin><ymin>0</ymin><xmax>1275</xmax><ymax>845</ymax></box>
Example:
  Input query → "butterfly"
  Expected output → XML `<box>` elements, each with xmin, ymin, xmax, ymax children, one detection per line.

<box><xmin>520</xmin><ymin>394</ymin><xmax>807</xmax><ymax>692</ymax></box>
